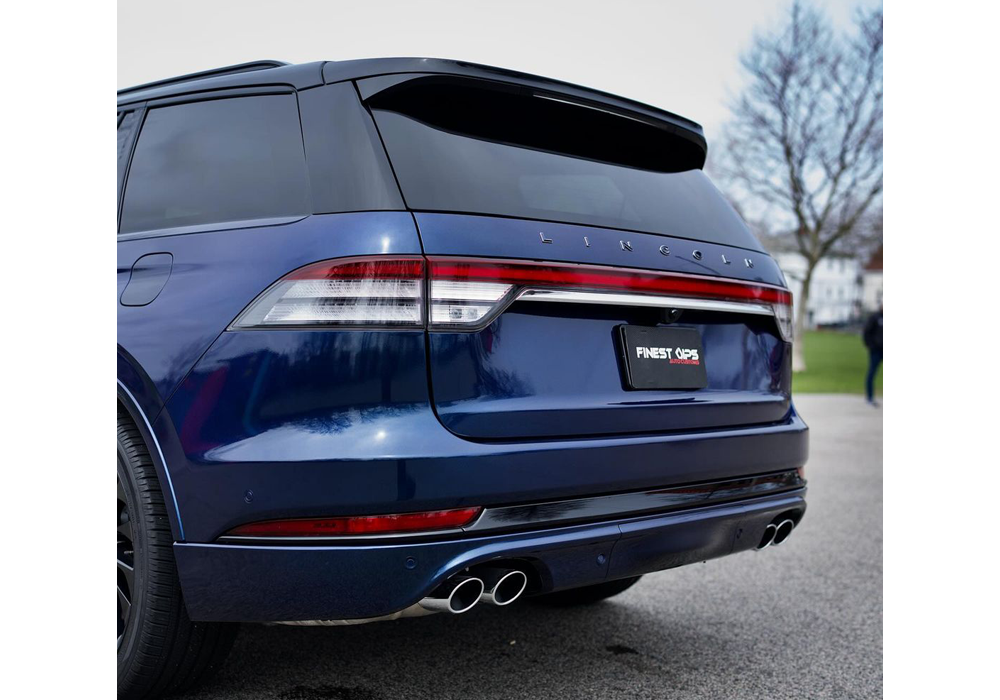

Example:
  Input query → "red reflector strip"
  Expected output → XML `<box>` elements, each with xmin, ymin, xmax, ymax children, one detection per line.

<box><xmin>428</xmin><ymin>258</ymin><xmax>791</xmax><ymax>305</ymax></box>
<box><xmin>286</xmin><ymin>257</ymin><xmax>425</xmax><ymax>281</ymax></box>
<box><xmin>225</xmin><ymin>507</ymin><xmax>482</xmax><ymax>538</ymax></box>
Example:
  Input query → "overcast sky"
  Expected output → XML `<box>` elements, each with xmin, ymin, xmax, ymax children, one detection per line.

<box><xmin>119</xmin><ymin>0</ymin><xmax>871</xmax><ymax>144</ymax></box>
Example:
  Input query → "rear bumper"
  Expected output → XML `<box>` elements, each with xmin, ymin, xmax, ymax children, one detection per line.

<box><xmin>155</xmin><ymin>396</ymin><xmax>809</xmax><ymax>543</ymax></box>
<box><xmin>175</xmin><ymin>487</ymin><xmax>806</xmax><ymax>622</ymax></box>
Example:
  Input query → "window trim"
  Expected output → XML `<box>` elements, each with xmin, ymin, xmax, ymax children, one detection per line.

<box><xmin>117</xmin><ymin>103</ymin><xmax>145</xmax><ymax>229</ymax></box>
<box><xmin>116</xmin><ymin>214</ymin><xmax>309</xmax><ymax>242</ymax></box>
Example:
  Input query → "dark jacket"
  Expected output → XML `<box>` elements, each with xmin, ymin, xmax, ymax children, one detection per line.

<box><xmin>863</xmin><ymin>311</ymin><xmax>883</xmax><ymax>352</ymax></box>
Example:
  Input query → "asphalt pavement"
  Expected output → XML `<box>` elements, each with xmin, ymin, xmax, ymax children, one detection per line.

<box><xmin>183</xmin><ymin>394</ymin><xmax>883</xmax><ymax>700</ymax></box>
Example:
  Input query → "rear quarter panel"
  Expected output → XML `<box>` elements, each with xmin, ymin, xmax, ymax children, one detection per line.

<box><xmin>116</xmin><ymin>212</ymin><xmax>421</xmax><ymax>403</ymax></box>
<box><xmin>116</xmin><ymin>212</ymin><xmax>422</xmax><ymax>540</ymax></box>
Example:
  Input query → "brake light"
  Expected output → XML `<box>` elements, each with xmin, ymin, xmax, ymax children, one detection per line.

<box><xmin>231</xmin><ymin>256</ymin><xmax>793</xmax><ymax>341</ymax></box>
<box><xmin>224</xmin><ymin>507</ymin><xmax>482</xmax><ymax>538</ymax></box>
<box><xmin>428</xmin><ymin>258</ymin><xmax>794</xmax><ymax>341</ymax></box>
<box><xmin>231</xmin><ymin>257</ymin><xmax>425</xmax><ymax>329</ymax></box>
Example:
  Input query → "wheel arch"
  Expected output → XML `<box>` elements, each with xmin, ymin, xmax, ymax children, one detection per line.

<box><xmin>118</xmin><ymin>349</ymin><xmax>186</xmax><ymax>541</ymax></box>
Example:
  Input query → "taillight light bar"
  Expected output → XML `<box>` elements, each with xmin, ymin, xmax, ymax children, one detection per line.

<box><xmin>223</xmin><ymin>506</ymin><xmax>482</xmax><ymax>539</ymax></box>
<box><xmin>231</xmin><ymin>255</ymin><xmax>793</xmax><ymax>341</ymax></box>
<box><xmin>428</xmin><ymin>257</ymin><xmax>793</xmax><ymax>341</ymax></box>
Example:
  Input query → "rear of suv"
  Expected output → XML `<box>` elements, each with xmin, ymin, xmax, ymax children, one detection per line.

<box><xmin>117</xmin><ymin>59</ymin><xmax>808</xmax><ymax>698</ymax></box>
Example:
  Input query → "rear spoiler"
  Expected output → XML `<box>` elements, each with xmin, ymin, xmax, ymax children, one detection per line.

<box><xmin>324</xmin><ymin>57</ymin><xmax>707</xmax><ymax>165</ymax></box>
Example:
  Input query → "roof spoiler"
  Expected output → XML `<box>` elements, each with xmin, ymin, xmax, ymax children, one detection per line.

<box><xmin>331</xmin><ymin>58</ymin><xmax>707</xmax><ymax>158</ymax></box>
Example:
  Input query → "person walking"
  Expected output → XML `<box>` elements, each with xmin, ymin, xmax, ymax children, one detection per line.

<box><xmin>863</xmin><ymin>306</ymin><xmax>883</xmax><ymax>406</ymax></box>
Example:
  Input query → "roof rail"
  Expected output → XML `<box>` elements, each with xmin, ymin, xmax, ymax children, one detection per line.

<box><xmin>118</xmin><ymin>60</ymin><xmax>290</xmax><ymax>96</ymax></box>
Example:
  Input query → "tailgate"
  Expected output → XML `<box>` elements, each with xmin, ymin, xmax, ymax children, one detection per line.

<box><xmin>363</xmin><ymin>72</ymin><xmax>793</xmax><ymax>440</ymax></box>
<box><xmin>418</xmin><ymin>214</ymin><xmax>791</xmax><ymax>440</ymax></box>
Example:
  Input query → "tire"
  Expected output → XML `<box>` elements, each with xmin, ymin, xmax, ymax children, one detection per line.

<box><xmin>118</xmin><ymin>406</ymin><xmax>238</xmax><ymax>699</ymax></box>
<box><xmin>532</xmin><ymin>576</ymin><xmax>643</xmax><ymax>606</ymax></box>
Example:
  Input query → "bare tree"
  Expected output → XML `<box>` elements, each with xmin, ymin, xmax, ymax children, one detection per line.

<box><xmin>715</xmin><ymin>2</ymin><xmax>882</xmax><ymax>370</ymax></box>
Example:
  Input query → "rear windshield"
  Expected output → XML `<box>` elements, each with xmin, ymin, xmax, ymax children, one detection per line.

<box><xmin>367</xmin><ymin>77</ymin><xmax>762</xmax><ymax>251</ymax></box>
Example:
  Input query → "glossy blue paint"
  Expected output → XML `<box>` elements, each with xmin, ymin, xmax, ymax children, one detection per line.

<box><xmin>414</xmin><ymin>213</ymin><xmax>784</xmax><ymax>284</ymax></box>
<box><xmin>118</xmin><ymin>210</ymin><xmax>809</xmax><ymax>616</ymax></box>
<box><xmin>117</xmin><ymin>62</ymin><xmax>809</xmax><ymax>622</ymax></box>
<box><xmin>116</xmin><ymin>212</ymin><xmax>421</xmax><ymax>403</ymax></box>
<box><xmin>175</xmin><ymin>489</ymin><xmax>805</xmax><ymax>622</ymax></box>
<box><xmin>117</xmin><ymin>212</ymin><xmax>421</xmax><ymax>541</ymax></box>
<box><xmin>118</xmin><ymin>212</ymin><xmax>809</xmax><ymax>615</ymax></box>
<box><xmin>157</xmin><ymin>320</ymin><xmax>805</xmax><ymax>542</ymax></box>
<box><xmin>428</xmin><ymin>311</ymin><xmax>789</xmax><ymax>440</ymax></box>
<box><xmin>417</xmin><ymin>214</ymin><xmax>790</xmax><ymax>439</ymax></box>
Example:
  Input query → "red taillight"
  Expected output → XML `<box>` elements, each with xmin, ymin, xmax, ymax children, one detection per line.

<box><xmin>430</xmin><ymin>258</ymin><xmax>790</xmax><ymax>304</ymax></box>
<box><xmin>224</xmin><ymin>507</ymin><xmax>482</xmax><ymax>538</ymax></box>
<box><xmin>231</xmin><ymin>255</ymin><xmax>793</xmax><ymax>341</ymax></box>
<box><xmin>231</xmin><ymin>256</ymin><xmax>425</xmax><ymax>329</ymax></box>
<box><xmin>428</xmin><ymin>257</ymin><xmax>793</xmax><ymax>340</ymax></box>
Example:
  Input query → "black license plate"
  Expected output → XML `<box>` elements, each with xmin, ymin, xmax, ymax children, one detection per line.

<box><xmin>619</xmin><ymin>325</ymin><xmax>708</xmax><ymax>390</ymax></box>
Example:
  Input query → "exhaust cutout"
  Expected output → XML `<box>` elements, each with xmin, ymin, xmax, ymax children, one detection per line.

<box><xmin>418</xmin><ymin>576</ymin><xmax>485</xmax><ymax>614</ymax></box>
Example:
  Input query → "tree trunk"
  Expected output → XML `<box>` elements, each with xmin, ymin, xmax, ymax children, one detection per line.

<box><xmin>792</xmin><ymin>263</ymin><xmax>816</xmax><ymax>372</ymax></box>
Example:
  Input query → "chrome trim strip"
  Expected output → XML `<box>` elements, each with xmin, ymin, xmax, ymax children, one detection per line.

<box><xmin>515</xmin><ymin>288</ymin><xmax>774</xmax><ymax>316</ymax></box>
<box><xmin>217</xmin><ymin>471</ymin><xmax>804</xmax><ymax>544</ymax></box>
<box><xmin>117</xmin><ymin>380</ymin><xmax>185</xmax><ymax>541</ymax></box>
<box><xmin>465</xmin><ymin>471</ymin><xmax>803</xmax><ymax>533</ymax></box>
<box><xmin>117</xmin><ymin>215</ymin><xmax>308</xmax><ymax>242</ymax></box>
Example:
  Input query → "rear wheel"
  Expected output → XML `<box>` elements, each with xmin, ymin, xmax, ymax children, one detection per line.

<box><xmin>118</xmin><ymin>406</ymin><xmax>237</xmax><ymax>699</ymax></box>
<box><xmin>532</xmin><ymin>576</ymin><xmax>642</xmax><ymax>606</ymax></box>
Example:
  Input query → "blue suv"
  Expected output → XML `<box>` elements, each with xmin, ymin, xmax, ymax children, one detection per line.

<box><xmin>117</xmin><ymin>59</ymin><xmax>808</xmax><ymax>697</ymax></box>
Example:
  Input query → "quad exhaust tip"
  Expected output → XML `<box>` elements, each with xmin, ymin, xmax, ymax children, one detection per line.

<box><xmin>280</xmin><ymin>567</ymin><xmax>527</xmax><ymax>625</ymax></box>
<box><xmin>478</xmin><ymin>568</ymin><xmax>528</xmax><ymax>607</ymax></box>
<box><xmin>772</xmin><ymin>519</ymin><xmax>795</xmax><ymax>546</ymax></box>
<box><xmin>757</xmin><ymin>523</ymin><xmax>777</xmax><ymax>549</ymax></box>
<box><xmin>418</xmin><ymin>575</ymin><xmax>485</xmax><ymax>614</ymax></box>
<box><xmin>757</xmin><ymin>518</ymin><xmax>797</xmax><ymax>550</ymax></box>
<box><xmin>418</xmin><ymin>567</ymin><xmax>529</xmax><ymax>614</ymax></box>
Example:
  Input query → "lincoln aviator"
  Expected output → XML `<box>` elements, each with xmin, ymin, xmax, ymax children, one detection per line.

<box><xmin>117</xmin><ymin>59</ymin><xmax>808</xmax><ymax>698</ymax></box>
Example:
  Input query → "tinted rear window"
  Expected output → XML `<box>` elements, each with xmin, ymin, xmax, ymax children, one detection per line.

<box><xmin>120</xmin><ymin>94</ymin><xmax>309</xmax><ymax>234</ymax></box>
<box><xmin>368</xmin><ymin>77</ymin><xmax>761</xmax><ymax>250</ymax></box>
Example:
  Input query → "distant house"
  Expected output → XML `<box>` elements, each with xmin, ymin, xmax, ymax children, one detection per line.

<box><xmin>861</xmin><ymin>245</ymin><xmax>883</xmax><ymax>312</ymax></box>
<box><xmin>771</xmin><ymin>252</ymin><xmax>863</xmax><ymax>328</ymax></box>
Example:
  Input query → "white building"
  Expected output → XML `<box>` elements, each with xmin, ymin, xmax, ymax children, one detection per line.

<box><xmin>772</xmin><ymin>252</ymin><xmax>862</xmax><ymax>328</ymax></box>
<box><xmin>861</xmin><ymin>245</ymin><xmax>883</xmax><ymax>312</ymax></box>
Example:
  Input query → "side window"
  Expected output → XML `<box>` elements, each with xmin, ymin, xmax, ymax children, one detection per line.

<box><xmin>119</xmin><ymin>94</ymin><xmax>310</xmax><ymax>234</ymax></box>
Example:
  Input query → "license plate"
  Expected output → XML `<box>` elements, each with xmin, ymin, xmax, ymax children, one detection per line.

<box><xmin>619</xmin><ymin>325</ymin><xmax>708</xmax><ymax>390</ymax></box>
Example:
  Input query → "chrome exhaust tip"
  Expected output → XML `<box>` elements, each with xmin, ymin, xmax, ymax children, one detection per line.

<box><xmin>771</xmin><ymin>519</ymin><xmax>795</xmax><ymax>546</ymax></box>
<box><xmin>479</xmin><ymin>569</ymin><xmax>529</xmax><ymax>606</ymax></box>
<box><xmin>418</xmin><ymin>576</ymin><xmax>485</xmax><ymax>614</ymax></box>
<box><xmin>757</xmin><ymin>523</ymin><xmax>777</xmax><ymax>550</ymax></box>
